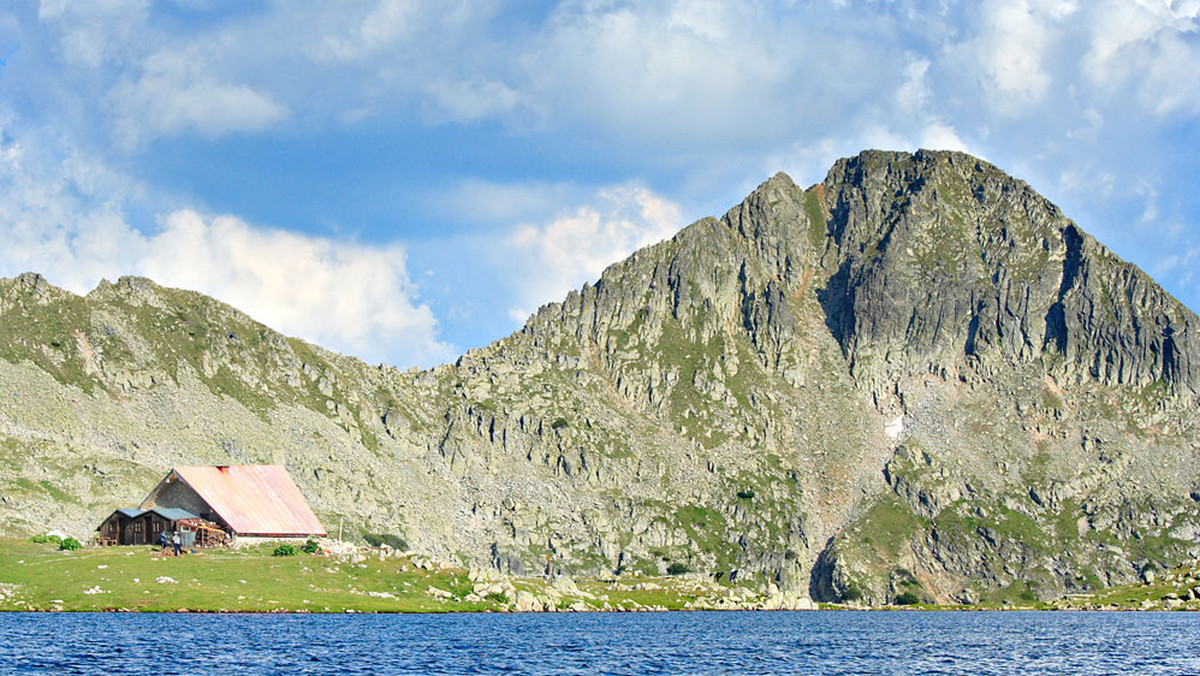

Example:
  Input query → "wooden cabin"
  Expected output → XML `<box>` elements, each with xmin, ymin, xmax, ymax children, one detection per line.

<box><xmin>96</xmin><ymin>507</ymin><xmax>198</xmax><ymax>546</ymax></box>
<box><xmin>96</xmin><ymin>464</ymin><xmax>325</xmax><ymax>546</ymax></box>
<box><xmin>139</xmin><ymin>465</ymin><xmax>326</xmax><ymax>539</ymax></box>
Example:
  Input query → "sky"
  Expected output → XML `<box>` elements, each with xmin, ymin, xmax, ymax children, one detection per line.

<box><xmin>0</xmin><ymin>0</ymin><xmax>1198</xmax><ymax>369</ymax></box>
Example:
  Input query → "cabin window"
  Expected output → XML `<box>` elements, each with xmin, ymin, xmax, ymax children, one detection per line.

<box><xmin>106</xmin><ymin>523</ymin><xmax>116</xmax><ymax>534</ymax></box>
<box><xmin>133</xmin><ymin>521</ymin><xmax>143</xmax><ymax>533</ymax></box>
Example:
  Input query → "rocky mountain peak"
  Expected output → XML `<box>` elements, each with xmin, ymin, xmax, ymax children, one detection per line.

<box><xmin>2</xmin><ymin>149</ymin><xmax>1198</xmax><ymax>607</ymax></box>
<box><xmin>810</xmin><ymin>149</ymin><xmax>1200</xmax><ymax>396</ymax></box>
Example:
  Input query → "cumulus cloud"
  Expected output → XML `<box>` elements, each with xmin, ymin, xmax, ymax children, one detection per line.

<box><xmin>961</xmin><ymin>1</ymin><xmax>1059</xmax><ymax>116</ymax></box>
<box><xmin>1081</xmin><ymin>0</ymin><xmax>1200</xmax><ymax>103</ymax></box>
<box><xmin>504</xmin><ymin>184</ymin><xmax>682</xmax><ymax>322</ymax></box>
<box><xmin>0</xmin><ymin>131</ymin><xmax>452</xmax><ymax>367</ymax></box>
<box><xmin>138</xmin><ymin>211</ymin><xmax>453</xmax><ymax>367</ymax></box>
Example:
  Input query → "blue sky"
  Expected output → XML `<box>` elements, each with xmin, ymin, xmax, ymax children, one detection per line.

<box><xmin>0</xmin><ymin>0</ymin><xmax>1198</xmax><ymax>368</ymax></box>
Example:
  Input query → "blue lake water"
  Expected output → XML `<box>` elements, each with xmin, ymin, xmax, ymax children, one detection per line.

<box><xmin>1</xmin><ymin>610</ymin><xmax>1198</xmax><ymax>675</ymax></box>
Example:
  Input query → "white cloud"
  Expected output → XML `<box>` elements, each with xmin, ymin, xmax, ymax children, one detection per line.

<box><xmin>38</xmin><ymin>0</ymin><xmax>150</xmax><ymax>70</ymax></box>
<box><xmin>504</xmin><ymin>184</ymin><xmax>682</xmax><ymax>321</ymax></box>
<box><xmin>520</xmin><ymin>1</ymin><xmax>795</xmax><ymax>144</ymax></box>
<box><xmin>19</xmin><ymin>0</ymin><xmax>1200</xmax><ymax>149</ymax></box>
<box><xmin>317</xmin><ymin>0</ymin><xmax>418</xmax><ymax>61</ymax></box>
<box><xmin>895</xmin><ymin>58</ymin><xmax>932</xmax><ymax>115</ymax></box>
<box><xmin>110</xmin><ymin>49</ymin><xmax>288</xmax><ymax>147</ymax></box>
<box><xmin>1070</xmin><ymin>0</ymin><xmax>1200</xmax><ymax>115</ymax></box>
<box><xmin>918</xmin><ymin>123</ymin><xmax>969</xmax><ymax>152</ymax></box>
<box><xmin>967</xmin><ymin>1</ymin><xmax>1058</xmax><ymax>116</ymax></box>
<box><xmin>1081</xmin><ymin>0</ymin><xmax>1196</xmax><ymax>81</ymax></box>
<box><xmin>138</xmin><ymin>211</ymin><xmax>454</xmax><ymax>367</ymax></box>
<box><xmin>0</xmin><ymin>129</ymin><xmax>452</xmax><ymax>367</ymax></box>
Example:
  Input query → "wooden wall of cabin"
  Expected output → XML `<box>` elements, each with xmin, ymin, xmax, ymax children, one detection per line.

<box><xmin>108</xmin><ymin>513</ymin><xmax>170</xmax><ymax>545</ymax></box>
<box><xmin>97</xmin><ymin>516</ymin><xmax>120</xmax><ymax>544</ymax></box>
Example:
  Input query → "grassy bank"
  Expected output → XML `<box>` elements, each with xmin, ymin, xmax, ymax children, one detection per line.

<box><xmin>2</xmin><ymin>538</ymin><xmax>1197</xmax><ymax>613</ymax></box>
<box><xmin>0</xmin><ymin>538</ymin><xmax>756</xmax><ymax>613</ymax></box>
<box><xmin>0</xmin><ymin>538</ymin><xmax>476</xmax><ymax>612</ymax></box>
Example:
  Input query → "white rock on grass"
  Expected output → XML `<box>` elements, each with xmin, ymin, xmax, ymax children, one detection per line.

<box><xmin>426</xmin><ymin>586</ymin><xmax>453</xmax><ymax>599</ymax></box>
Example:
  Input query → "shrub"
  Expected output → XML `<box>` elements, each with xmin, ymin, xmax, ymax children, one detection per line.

<box><xmin>273</xmin><ymin>544</ymin><xmax>298</xmax><ymax>557</ymax></box>
<box><xmin>484</xmin><ymin>592</ymin><xmax>509</xmax><ymax>605</ymax></box>
<box><xmin>551</xmin><ymin>418</ymin><xmax>568</xmax><ymax>430</ymax></box>
<box><xmin>58</xmin><ymin>537</ymin><xmax>82</xmax><ymax>551</ymax></box>
<box><xmin>30</xmin><ymin>534</ymin><xmax>62</xmax><ymax>545</ymax></box>
<box><xmin>841</xmin><ymin>583</ymin><xmax>864</xmax><ymax>602</ymax></box>
<box><xmin>895</xmin><ymin>591</ymin><xmax>920</xmax><ymax>606</ymax></box>
<box><xmin>666</xmin><ymin>562</ymin><xmax>690</xmax><ymax>575</ymax></box>
<box><xmin>302</xmin><ymin>537</ymin><xmax>320</xmax><ymax>554</ymax></box>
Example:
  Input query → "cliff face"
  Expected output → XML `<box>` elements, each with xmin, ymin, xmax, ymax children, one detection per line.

<box><xmin>819</xmin><ymin>151</ymin><xmax>1198</xmax><ymax>395</ymax></box>
<box><xmin>2</xmin><ymin>149</ymin><xmax>1198</xmax><ymax>604</ymax></box>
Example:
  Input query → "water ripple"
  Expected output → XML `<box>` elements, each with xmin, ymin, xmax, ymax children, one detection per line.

<box><xmin>1</xmin><ymin>611</ymin><xmax>1198</xmax><ymax>675</ymax></box>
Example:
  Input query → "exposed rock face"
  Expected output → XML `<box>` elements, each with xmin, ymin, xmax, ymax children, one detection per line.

<box><xmin>819</xmin><ymin>152</ymin><xmax>1198</xmax><ymax>396</ymax></box>
<box><xmin>1</xmin><ymin>149</ymin><xmax>1198</xmax><ymax>605</ymax></box>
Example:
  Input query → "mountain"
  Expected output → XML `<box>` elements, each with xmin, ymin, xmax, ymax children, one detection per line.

<box><xmin>2</xmin><ymin>149</ymin><xmax>1198</xmax><ymax>605</ymax></box>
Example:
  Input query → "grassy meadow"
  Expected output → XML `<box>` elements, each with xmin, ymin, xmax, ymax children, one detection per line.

<box><xmin>1</xmin><ymin>537</ymin><xmax>1197</xmax><ymax>613</ymax></box>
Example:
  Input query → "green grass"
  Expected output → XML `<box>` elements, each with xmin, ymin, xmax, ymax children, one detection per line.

<box><xmin>804</xmin><ymin>188</ymin><xmax>827</xmax><ymax>249</ymax></box>
<box><xmin>1041</xmin><ymin>388</ymin><xmax>1064</xmax><ymax>411</ymax></box>
<box><xmin>4</xmin><ymin>535</ymin><xmax>1193</xmax><ymax>613</ymax></box>
<box><xmin>0</xmin><ymin>292</ymin><xmax>102</xmax><ymax>394</ymax></box>
<box><xmin>7</xmin><ymin>477</ymin><xmax>78</xmax><ymax>506</ymax></box>
<box><xmin>0</xmin><ymin>539</ymin><xmax>759</xmax><ymax>613</ymax></box>
<box><xmin>851</xmin><ymin>493</ymin><xmax>925</xmax><ymax>558</ymax></box>
<box><xmin>1063</xmin><ymin>560</ymin><xmax>1200</xmax><ymax>609</ymax></box>
<box><xmin>0</xmin><ymin>538</ymin><xmax>491</xmax><ymax>612</ymax></box>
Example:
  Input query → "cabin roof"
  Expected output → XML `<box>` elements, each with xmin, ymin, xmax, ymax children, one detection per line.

<box><xmin>100</xmin><ymin>507</ymin><xmax>200</xmax><ymax>528</ymax></box>
<box><xmin>164</xmin><ymin>465</ymin><xmax>326</xmax><ymax>537</ymax></box>
<box><xmin>113</xmin><ymin>507</ymin><xmax>199</xmax><ymax>521</ymax></box>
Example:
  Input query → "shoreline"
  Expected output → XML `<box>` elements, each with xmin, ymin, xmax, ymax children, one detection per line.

<box><xmin>3</xmin><ymin>538</ymin><xmax>1197</xmax><ymax>614</ymax></box>
<box><xmin>2</xmin><ymin>605</ymin><xmax>1196</xmax><ymax>614</ymax></box>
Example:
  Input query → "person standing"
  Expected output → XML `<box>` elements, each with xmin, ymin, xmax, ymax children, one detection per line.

<box><xmin>172</xmin><ymin>531</ymin><xmax>181</xmax><ymax>557</ymax></box>
<box><xmin>159</xmin><ymin>530</ymin><xmax>168</xmax><ymax>552</ymax></box>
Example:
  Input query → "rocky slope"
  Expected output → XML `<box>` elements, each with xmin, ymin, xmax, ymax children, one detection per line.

<box><xmin>2</xmin><ymin>149</ymin><xmax>1198</xmax><ymax>605</ymax></box>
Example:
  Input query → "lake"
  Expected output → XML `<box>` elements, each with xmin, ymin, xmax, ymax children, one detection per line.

<box><xmin>2</xmin><ymin>610</ymin><xmax>1197</xmax><ymax>675</ymax></box>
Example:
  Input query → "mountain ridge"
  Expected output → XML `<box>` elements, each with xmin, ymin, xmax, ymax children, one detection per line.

<box><xmin>2</xmin><ymin>149</ymin><xmax>1198</xmax><ymax>605</ymax></box>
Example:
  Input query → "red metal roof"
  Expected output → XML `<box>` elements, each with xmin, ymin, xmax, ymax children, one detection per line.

<box><xmin>172</xmin><ymin>465</ymin><xmax>326</xmax><ymax>537</ymax></box>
